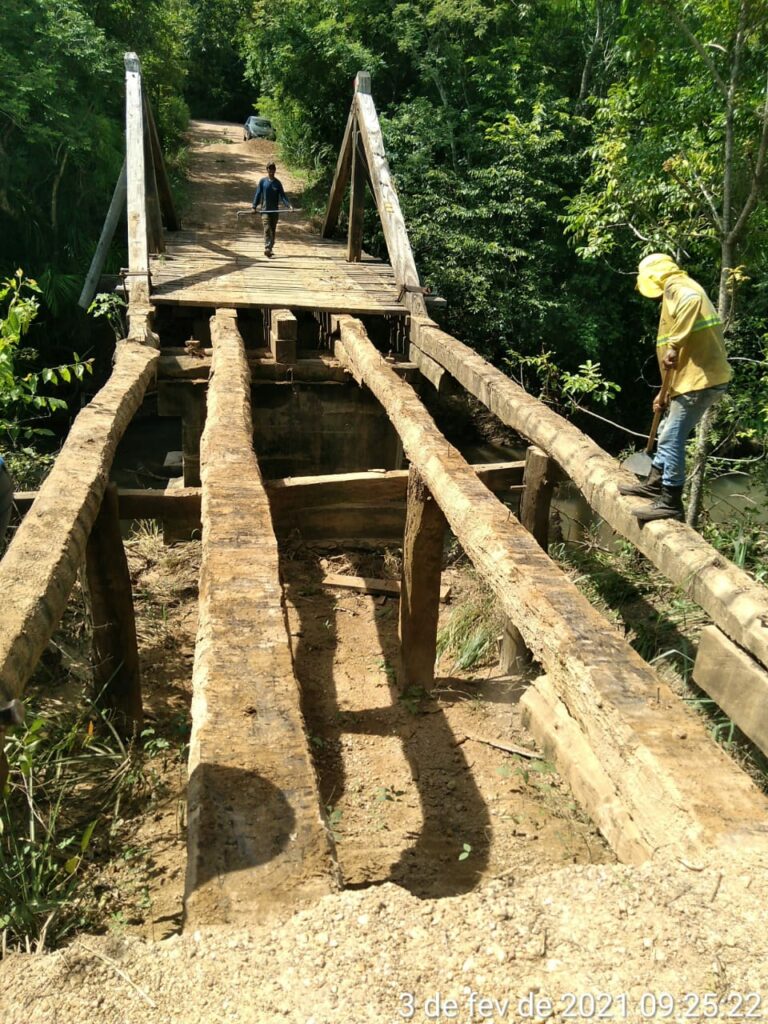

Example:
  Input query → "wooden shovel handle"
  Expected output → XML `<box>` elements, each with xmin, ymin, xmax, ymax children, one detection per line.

<box><xmin>645</xmin><ymin>366</ymin><xmax>674</xmax><ymax>455</ymax></box>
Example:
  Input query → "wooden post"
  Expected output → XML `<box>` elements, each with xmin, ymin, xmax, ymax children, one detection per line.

<box><xmin>269</xmin><ymin>309</ymin><xmax>297</xmax><ymax>363</ymax></box>
<box><xmin>498</xmin><ymin>621</ymin><xmax>530</xmax><ymax>675</ymax></box>
<box><xmin>181</xmin><ymin>386</ymin><xmax>206</xmax><ymax>487</ymax></box>
<box><xmin>503</xmin><ymin>445</ymin><xmax>556</xmax><ymax>671</ymax></box>
<box><xmin>78</xmin><ymin>161</ymin><xmax>127</xmax><ymax>310</ymax></box>
<box><xmin>124</xmin><ymin>52</ymin><xmax>150</xmax><ymax>304</ymax></box>
<box><xmin>520</xmin><ymin>445</ymin><xmax>557</xmax><ymax>551</ymax></box>
<box><xmin>143</xmin><ymin>94</ymin><xmax>180</xmax><ymax>230</ymax></box>
<box><xmin>399</xmin><ymin>467</ymin><xmax>446</xmax><ymax>690</ymax></box>
<box><xmin>347</xmin><ymin>124</ymin><xmax>366</xmax><ymax>262</ymax></box>
<box><xmin>321</xmin><ymin>108</ymin><xmax>355</xmax><ymax>238</ymax></box>
<box><xmin>142</xmin><ymin>96</ymin><xmax>164</xmax><ymax>254</ymax></box>
<box><xmin>85</xmin><ymin>484</ymin><xmax>142</xmax><ymax>733</ymax></box>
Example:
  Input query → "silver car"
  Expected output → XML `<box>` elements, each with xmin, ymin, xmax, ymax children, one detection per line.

<box><xmin>244</xmin><ymin>116</ymin><xmax>276</xmax><ymax>141</ymax></box>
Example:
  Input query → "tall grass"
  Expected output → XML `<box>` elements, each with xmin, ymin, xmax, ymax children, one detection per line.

<box><xmin>0</xmin><ymin>699</ymin><xmax>150</xmax><ymax>954</ymax></box>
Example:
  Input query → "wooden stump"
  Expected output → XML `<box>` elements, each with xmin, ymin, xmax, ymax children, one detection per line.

<box><xmin>520</xmin><ymin>445</ymin><xmax>557</xmax><ymax>551</ymax></box>
<box><xmin>399</xmin><ymin>467</ymin><xmax>446</xmax><ymax>690</ymax></box>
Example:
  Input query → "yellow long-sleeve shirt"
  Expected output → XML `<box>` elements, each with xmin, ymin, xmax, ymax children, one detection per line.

<box><xmin>656</xmin><ymin>274</ymin><xmax>732</xmax><ymax>396</ymax></box>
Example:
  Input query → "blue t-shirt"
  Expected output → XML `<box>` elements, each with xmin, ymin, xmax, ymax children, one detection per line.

<box><xmin>253</xmin><ymin>176</ymin><xmax>288</xmax><ymax>212</ymax></box>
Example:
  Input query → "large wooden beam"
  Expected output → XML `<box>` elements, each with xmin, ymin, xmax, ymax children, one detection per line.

<box><xmin>124</xmin><ymin>53</ymin><xmax>150</xmax><ymax>305</ymax></box>
<box><xmin>0</xmin><ymin>341</ymin><xmax>159</xmax><ymax>705</ymax></box>
<box><xmin>185</xmin><ymin>308</ymin><xmax>338</xmax><ymax>926</ymax></box>
<box><xmin>411</xmin><ymin>317</ymin><xmax>768</xmax><ymax>676</ymax></box>
<box><xmin>353</xmin><ymin>79</ymin><xmax>426</xmax><ymax>316</ymax></box>
<box><xmin>693</xmin><ymin>626</ymin><xmax>768</xmax><ymax>758</ymax></box>
<box><xmin>399</xmin><ymin>468</ymin><xmax>447</xmax><ymax>690</ymax></box>
<box><xmin>85</xmin><ymin>483</ymin><xmax>142</xmax><ymax>733</ymax></box>
<box><xmin>333</xmin><ymin>315</ymin><xmax>768</xmax><ymax>862</ymax></box>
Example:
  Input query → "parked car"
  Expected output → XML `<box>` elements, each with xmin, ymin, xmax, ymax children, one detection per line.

<box><xmin>243</xmin><ymin>116</ymin><xmax>276</xmax><ymax>141</ymax></box>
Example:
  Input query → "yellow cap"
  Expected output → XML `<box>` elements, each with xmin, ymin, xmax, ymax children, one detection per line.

<box><xmin>636</xmin><ymin>253</ymin><xmax>681</xmax><ymax>298</ymax></box>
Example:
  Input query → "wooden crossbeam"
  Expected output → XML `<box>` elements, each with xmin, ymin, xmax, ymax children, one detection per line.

<box><xmin>332</xmin><ymin>314</ymin><xmax>768</xmax><ymax>863</ymax></box>
<box><xmin>410</xmin><ymin>316</ymin><xmax>768</xmax><ymax>677</ymax></box>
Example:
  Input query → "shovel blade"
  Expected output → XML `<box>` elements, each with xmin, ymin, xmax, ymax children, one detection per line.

<box><xmin>622</xmin><ymin>450</ymin><xmax>653</xmax><ymax>477</ymax></box>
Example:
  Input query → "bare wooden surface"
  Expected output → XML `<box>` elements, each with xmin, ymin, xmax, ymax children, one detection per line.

<box><xmin>0</xmin><ymin>341</ymin><xmax>158</xmax><ymax>704</ymax></box>
<box><xmin>333</xmin><ymin>314</ymin><xmax>768</xmax><ymax>862</ymax></box>
<box><xmin>693</xmin><ymin>626</ymin><xmax>768</xmax><ymax>757</ymax></box>
<box><xmin>85</xmin><ymin>483</ymin><xmax>142</xmax><ymax>732</ymax></box>
<box><xmin>269</xmin><ymin>309</ymin><xmax>297</xmax><ymax>363</ymax></box>
<box><xmin>185</xmin><ymin>308</ymin><xmax>337</xmax><ymax>927</ymax></box>
<box><xmin>411</xmin><ymin>317</ymin><xmax>768</xmax><ymax>676</ymax></box>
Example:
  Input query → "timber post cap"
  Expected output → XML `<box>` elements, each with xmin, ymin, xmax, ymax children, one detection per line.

<box><xmin>636</xmin><ymin>253</ymin><xmax>681</xmax><ymax>299</ymax></box>
<box><xmin>0</xmin><ymin>698</ymin><xmax>25</xmax><ymax>727</ymax></box>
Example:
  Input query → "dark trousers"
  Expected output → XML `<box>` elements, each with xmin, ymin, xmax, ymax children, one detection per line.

<box><xmin>262</xmin><ymin>212</ymin><xmax>279</xmax><ymax>252</ymax></box>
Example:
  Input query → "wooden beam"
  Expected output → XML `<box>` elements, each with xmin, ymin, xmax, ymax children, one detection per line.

<box><xmin>143</xmin><ymin>92</ymin><xmax>179</xmax><ymax>230</ymax></box>
<box><xmin>410</xmin><ymin>317</ymin><xmax>768</xmax><ymax>677</ymax></box>
<box><xmin>124</xmin><ymin>52</ymin><xmax>150</xmax><ymax>304</ymax></box>
<box><xmin>521</xmin><ymin>676</ymin><xmax>651</xmax><ymax>865</ymax></box>
<box><xmin>158</xmin><ymin>352</ymin><xmax>412</xmax><ymax>383</ymax></box>
<box><xmin>13</xmin><ymin>462</ymin><xmax>524</xmax><ymax>527</ymax></box>
<box><xmin>157</xmin><ymin>381</ymin><xmax>207</xmax><ymax>487</ymax></box>
<box><xmin>85</xmin><ymin>483</ymin><xmax>142</xmax><ymax>733</ymax></box>
<box><xmin>693</xmin><ymin>626</ymin><xmax>768</xmax><ymax>758</ymax></box>
<box><xmin>347</xmin><ymin>122</ymin><xmax>366</xmax><ymax>262</ymax></box>
<box><xmin>269</xmin><ymin>309</ymin><xmax>297</xmax><ymax>364</ymax></box>
<box><xmin>520</xmin><ymin>445</ymin><xmax>558</xmax><ymax>551</ymax></box>
<box><xmin>408</xmin><ymin>343</ymin><xmax>446</xmax><ymax>393</ymax></box>
<box><xmin>142</xmin><ymin>94</ymin><xmax>165</xmax><ymax>255</ymax></box>
<box><xmin>78</xmin><ymin>160</ymin><xmax>127</xmax><ymax>310</ymax></box>
<box><xmin>332</xmin><ymin>314</ymin><xmax>768</xmax><ymax>862</ymax></box>
<box><xmin>0</xmin><ymin>342</ymin><xmax>158</xmax><ymax>705</ymax></box>
<box><xmin>400</xmin><ymin>468</ymin><xmax>446</xmax><ymax>690</ymax></box>
<box><xmin>353</xmin><ymin>82</ymin><xmax>426</xmax><ymax>316</ymax></box>
<box><xmin>185</xmin><ymin>308</ymin><xmax>337</xmax><ymax>926</ymax></box>
<box><xmin>321</xmin><ymin>106</ymin><xmax>355</xmax><ymax>238</ymax></box>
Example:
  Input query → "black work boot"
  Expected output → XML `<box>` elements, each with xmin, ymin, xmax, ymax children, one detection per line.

<box><xmin>633</xmin><ymin>485</ymin><xmax>684</xmax><ymax>523</ymax></box>
<box><xmin>619</xmin><ymin>464</ymin><xmax>663</xmax><ymax>498</ymax></box>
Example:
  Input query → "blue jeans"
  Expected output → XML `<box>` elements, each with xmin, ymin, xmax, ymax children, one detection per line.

<box><xmin>652</xmin><ymin>385</ymin><xmax>727</xmax><ymax>487</ymax></box>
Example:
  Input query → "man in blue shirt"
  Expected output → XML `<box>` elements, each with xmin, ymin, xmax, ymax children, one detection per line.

<box><xmin>0</xmin><ymin>454</ymin><xmax>13</xmax><ymax>551</ymax></box>
<box><xmin>252</xmin><ymin>162</ymin><xmax>291</xmax><ymax>257</ymax></box>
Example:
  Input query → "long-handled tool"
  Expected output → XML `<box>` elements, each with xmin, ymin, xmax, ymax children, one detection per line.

<box><xmin>622</xmin><ymin>366</ymin><xmax>674</xmax><ymax>476</ymax></box>
<box><xmin>236</xmin><ymin>207</ymin><xmax>302</xmax><ymax>221</ymax></box>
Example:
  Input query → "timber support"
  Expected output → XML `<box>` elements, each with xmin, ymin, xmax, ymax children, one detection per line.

<box><xmin>399</xmin><ymin>467</ymin><xmax>447</xmax><ymax>690</ymax></box>
<box><xmin>85</xmin><ymin>483</ymin><xmax>142</xmax><ymax>733</ymax></box>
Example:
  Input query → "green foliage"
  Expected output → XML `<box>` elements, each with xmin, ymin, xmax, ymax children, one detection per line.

<box><xmin>0</xmin><ymin>702</ymin><xmax>148</xmax><ymax>953</ymax></box>
<box><xmin>88</xmin><ymin>291</ymin><xmax>127</xmax><ymax>342</ymax></box>
<box><xmin>437</xmin><ymin>581</ymin><xmax>500</xmax><ymax>671</ymax></box>
<box><xmin>1</xmin><ymin>271</ymin><xmax>92</xmax><ymax>445</ymax></box>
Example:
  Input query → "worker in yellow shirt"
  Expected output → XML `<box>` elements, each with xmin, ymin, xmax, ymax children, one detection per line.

<box><xmin>619</xmin><ymin>253</ymin><xmax>732</xmax><ymax>522</ymax></box>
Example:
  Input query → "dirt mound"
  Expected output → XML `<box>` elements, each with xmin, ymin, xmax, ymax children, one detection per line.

<box><xmin>3</xmin><ymin>853</ymin><xmax>766</xmax><ymax>1023</ymax></box>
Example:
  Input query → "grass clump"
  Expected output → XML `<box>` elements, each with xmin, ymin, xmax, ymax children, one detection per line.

<box><xmin>437</xmin><ymin>576</ymin><xmax>501</xmax><ymax>672</ymax></box>
<box><xmin>0</xmin><ymin>699</ymin><xmax>154</xmax><ymax>955</ymax></box>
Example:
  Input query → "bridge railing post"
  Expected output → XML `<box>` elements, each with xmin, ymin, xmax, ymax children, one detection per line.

<box><xmin>124</xmin><ymin>52</ymin><xmax>150</xmax><ymax>305</ymax></box>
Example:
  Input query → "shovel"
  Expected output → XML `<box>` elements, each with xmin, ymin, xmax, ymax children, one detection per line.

<box><xmin>622</xmin><ymin>366</ymin><xmax>674</xmax><ymax>477</ymax></box>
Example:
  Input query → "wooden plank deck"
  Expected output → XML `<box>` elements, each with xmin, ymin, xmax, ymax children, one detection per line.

<box><xmin>149</xmin><ymin>121</ymin><xmax>405</xmax><ymax>315</ymax></box>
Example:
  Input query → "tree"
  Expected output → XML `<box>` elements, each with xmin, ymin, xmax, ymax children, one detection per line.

<box><xmin>565</xmin><ymin>0</ymin><xmax>768</xmax><ymax>523</ymax></box>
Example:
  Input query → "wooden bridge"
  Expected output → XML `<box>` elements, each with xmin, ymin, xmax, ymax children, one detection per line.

<box><xmin>3</xmin><ymin>55</ymin><xmax>768</xmax><ymax>926</ymax></box>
